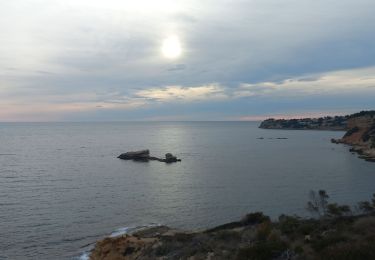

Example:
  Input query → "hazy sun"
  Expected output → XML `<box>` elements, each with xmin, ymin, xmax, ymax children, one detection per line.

<box><xmin>162</xmin><ymin>35</ymin><xmax>182</xmax><ymax>59</ymax></box>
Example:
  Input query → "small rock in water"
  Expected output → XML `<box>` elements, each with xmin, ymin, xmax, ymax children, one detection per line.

<box><xmin>117</xmin><ymin>150</ymin><xmax>181</xmax><ymax>163</ymax></box>
<box><xmin>164</xmin><ymin>153</ymin><xmax>181</xmax><ymax>163</ymax></box>
<box><xmin>117</xmin><ymin>150</ymin><xmax>150</xmax><ymax>161</ymax></box>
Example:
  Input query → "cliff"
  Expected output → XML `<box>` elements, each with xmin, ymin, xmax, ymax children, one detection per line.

<box><xmin>332</xmin><ymin>111</ymin><xmax>375</xmax><ymax>162</ymax></box>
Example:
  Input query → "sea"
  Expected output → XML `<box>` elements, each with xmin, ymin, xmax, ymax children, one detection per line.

<box><xmin>1</xmin><ymin>121</ymin><xmax>374</xmax><ymax>259</ymax></box>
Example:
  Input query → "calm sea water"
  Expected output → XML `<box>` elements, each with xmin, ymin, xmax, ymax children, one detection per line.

<box><xmin>1</xmin><ymin>122</ymin><xmax>374</xmax><ymax>259</ymax></box>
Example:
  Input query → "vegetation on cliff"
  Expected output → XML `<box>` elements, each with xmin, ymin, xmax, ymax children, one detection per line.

<box><xmin>89</xmin><ymin>191</ymin><xmax>375</xmax><ymax>260</ymax></box>
<box><xmin>259</xmin><ymin>111</ymin><xmax>375</xmax><ymax>130</ymax></box>
<box><xmin>259</xmin><ymin>116</ymin><xmax>349</xmax><ymax>130</ymax></box>
<box><xmin>348</xmin><ymin>111</ymin><xmax>375</xmax><ymax>118</ymax></box>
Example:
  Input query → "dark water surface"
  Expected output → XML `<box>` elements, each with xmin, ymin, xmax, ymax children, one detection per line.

<box><xmin>0</xmin><ymin>122</ymin><xmax>374</xmax><ymax>259</ymax></box>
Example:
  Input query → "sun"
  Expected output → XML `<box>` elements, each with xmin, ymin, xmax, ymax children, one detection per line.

<box><xmin>161</xmin><ymin>35</ymin><xmax>182</xmax><ymax>59</ymax></box>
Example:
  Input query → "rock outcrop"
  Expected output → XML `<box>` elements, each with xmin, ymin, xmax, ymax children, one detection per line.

<box><xmin>88</xmin><ymin>208</ymin><xmax>375</xmax><ymax>260</ymax></box>
<box><xmin>117</xmin><ymin>150</ymin><xmax>151</xmax><ymax>161</ymax></box>
<box><xmin>331</xmin><ymin>111</ymin><xmax>375</xmax><ymax>162</ymax></box>
<box><xmin>117</xmin><ymin>150</ymin><xmax>181</xmax><ymax>163</ymax></box>
<box><xmin>89</xmin><ymin>213</ymin><xmax>272</xmax><ymax>260</ymax></box>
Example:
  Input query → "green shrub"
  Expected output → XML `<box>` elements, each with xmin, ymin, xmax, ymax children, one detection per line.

<box><xmin>278</xmin><ymin>215</ymin><xmax>300</xmax><ymax>235</ymax></box>
<box><xmin>155</xmin><ymin>243</ymin><xmax>174</xmax><ymax>256</ymax></box>
<box><xmin>327</xmin><ymin>203</ymin><xmax>342</xmax><ymax>217</ymax></box>
<box><xmin>320</xmin><ymin>241</ymin><xmax>375</xmax><ymax>260</ymax></box>
<box><xmin>358</xmin><ymin>201</ymin><xmax>374</xmax><ymax>213</ymax></box>
<box><xmin>326</xmin><ymin>203</ymin><xmax>351</xmax><ymax>217</ymax></box>
<box><xmin>294</xmin><ymin>245</ymin><xmax>304</xmax><ymax>254</ymax></box>
<box><xmin>236</xmin><ymin>240</ymin><xmax>287</xmax><ymax>260</ymax></box>
<box><xmin>338</xmin><ymin>205</ymin><xmax>351</xmax><ymax>215</ymax></box>
<box><xmin>353</xmin><ymin>217</ymin><xmax>375</xmax><ymax>235</ymax></box>
<box><xmin>267</xmin><ymin>230</ymin><xmax>282</xmax><ymax>243</ymax></box>
<box><xmin>371</xmin><ymin>138</ymin><xmax>375</xmax><ymax>148</ymax></box>
<box><xmin>216</xmin><ymin>230</ymin><xmax>242</xmax><ymax>241</ymax></box>
<box><xmin>241</xmin><ymin>212</ymin><xmax>270</xmax><ymax>226</ymax></box>
<box><xmin>298</xmin><ymin>221</ymin><xmax>319</xmax><ymax>235</ymax></box>
<box><xmin>173</xmin><ymin>232</ymin><xmax>193</xmax><ymax>242</ymax></box>
<box><xmin>311</xmin><ymin>233</ymin><xmax>348</xmax><ymax>252</ymax></box>
<box><xmin>256</xmin><ymin>221</ymin><xmax>272</xmax><ymax>241</ymax></box>
<box><xmin>349</xmin><ymin>111</ymin><xmax>375</xmax><ymax>118</ymax></box>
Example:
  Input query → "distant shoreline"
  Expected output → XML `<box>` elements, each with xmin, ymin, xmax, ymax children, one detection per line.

<box><xmin>259</xmin><ymin>116</ymin><xmax>348</xmax><ymax>131</ymax></box>
<box><xmin>259</xmin><ymin>110</ymin><xmax>375</xmax><ymax>162</ymax></box>
<box><xmin>259</xmin><ymin>127</ymin><xmax>346</xmax><ymax>131</ymax></box>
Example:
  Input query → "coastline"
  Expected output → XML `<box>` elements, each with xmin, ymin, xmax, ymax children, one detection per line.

<box><xmin>85</xmin><ymin>113</ymin><xmax>375</xmax><ymax>258</ymax></box>
<box><xmin>87</xmin><ymin>195</ymin><xmax>375</xmax><ymax>260</ymax></box>
<box><xmin>260</xmin><ymin>111</ymin><xmax>375</xmax><ymax>162</ymax></box>
<box><xmin>259</xmin><ymin>116</ymin><xmax>348</xmax><ymax>131</ymax></box>
<box><xmin>259</xmin><ymin>128</ymin><xmax>346</xmax><ymax>131</ymax></box>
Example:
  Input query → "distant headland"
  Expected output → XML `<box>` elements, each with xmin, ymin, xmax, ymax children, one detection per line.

<box><xmin>259</xmin><ymin>115</ymin><xmax>350</xmax><ymax>130</ymax></box>
<box><xmin>259</xmin><ymin>111</ymin><xmax>375</xmax><ymax>162</ymax></box>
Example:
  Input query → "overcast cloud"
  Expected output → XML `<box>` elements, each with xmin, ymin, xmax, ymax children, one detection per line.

<box><xmin>1</xmin><ymin>0</ymin><xmax>374</xmax><ymax>121</ymax></box>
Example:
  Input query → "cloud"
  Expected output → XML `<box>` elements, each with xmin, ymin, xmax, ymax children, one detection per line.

<box><xmin>167</xmin><ymin>64</ymin><xmax>186</xmax><ymax>71</ymax></box>
<box><xmin>234</xmin><ymin>83</ymin><xmax>277</xmax><ymax>98</ymax></box>
<box><xmin>1</xmin><ymin>66</ymin><xmax>375</xmax><ymax>121</ymax></box>
<box><xmin>1</xmin><ymin>1</ymin><xmax>375</xmax><ymax>121</ymax></box>
<box><xmin>135</xmin><ymin>84</ymin><xmax>227</xmax><ymax>102</ymax></box>
<box><xmin>235</xmin><ymin>66</ymin><xmax>375</xmax><ymax>98</ymax></box>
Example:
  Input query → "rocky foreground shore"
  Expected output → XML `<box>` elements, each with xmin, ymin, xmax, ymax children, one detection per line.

<box><xmin>89</xmin><ymin>210</ymin><xmax>375</xmax><ymax>260</ymax></box>
<box><xmin>87</xmin><ymin>190</ymin><xmax>375</xmax><ymax>260</ymax></box>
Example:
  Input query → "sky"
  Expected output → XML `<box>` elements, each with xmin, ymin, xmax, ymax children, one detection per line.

<box><xmin>0</xmin><ymin>0</ymin><xmax>375</xmax><ymax>121</ymax></box>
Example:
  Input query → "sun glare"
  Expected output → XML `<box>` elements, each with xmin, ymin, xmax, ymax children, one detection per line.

<box><xmin>162</xmin><ymin>35</ymin><xmax>182</xmax><ymax>59</ymax></box>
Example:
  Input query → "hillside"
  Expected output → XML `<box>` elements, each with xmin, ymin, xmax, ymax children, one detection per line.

<box><xmin>259</xmin><ymin>111</ymin><xmax>375</xmax><ymax>162</ymax></box>
<box><xmin>331</xmin><ymin>111</ymin><xmax>375</xmax><ymax>162</ymax></box>
<box><xmin>259</xmin><ymin>116</ymin><xmax>349</xmax><ymax>130</ymax></box>
<box><xmin>89</xmin><ymin>192</ymin><xmax>375</xmax><ymax>260</ymax></box>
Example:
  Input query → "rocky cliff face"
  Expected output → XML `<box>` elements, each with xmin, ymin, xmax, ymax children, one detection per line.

<box><xmin>332</xmin><ymin>111</ymin><xmax>375</xmax><ymax>162</ymax></box>
<box><xmin>340</xmin><ymin>117</ymin><xmax>374</xmax><ymax>145</ymax></box>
